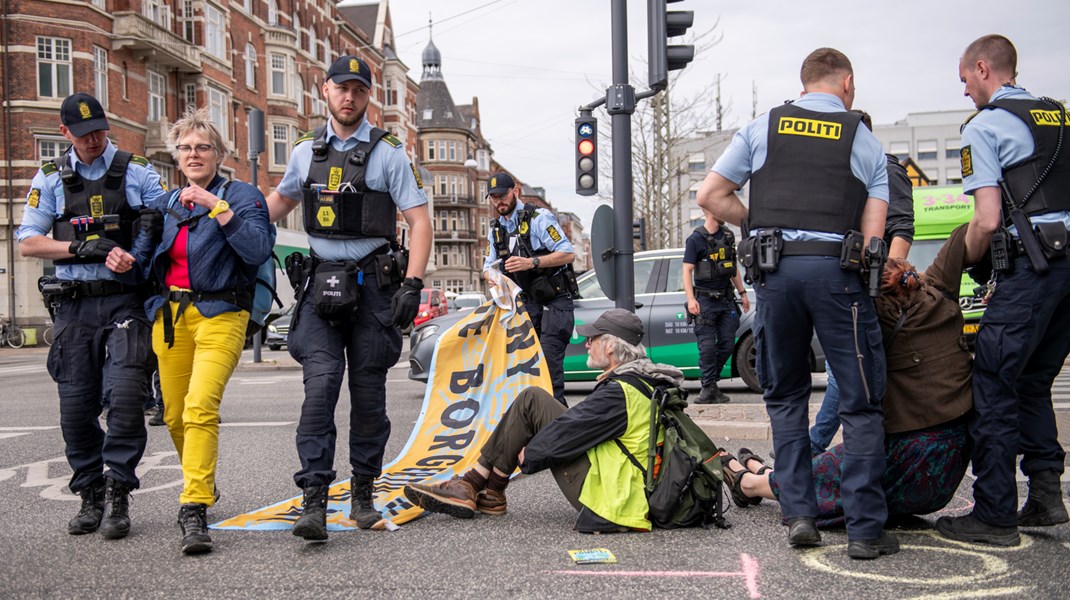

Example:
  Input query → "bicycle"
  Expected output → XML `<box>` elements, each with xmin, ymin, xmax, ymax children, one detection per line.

<box><xmin>43</xmin><ymin>318</ymin><xmax>55</xmax><ymax>346</ymax></box>
<box><xmin>0</xmin><ymin>314</ymin><xmax>26</xmax><ymax>349</ymax></box>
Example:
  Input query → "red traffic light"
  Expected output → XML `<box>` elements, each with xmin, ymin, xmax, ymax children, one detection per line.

<box><xmin>578</xmin><ymin>139</ymin><xmax>595</xmax><ymax>156</ymax></box>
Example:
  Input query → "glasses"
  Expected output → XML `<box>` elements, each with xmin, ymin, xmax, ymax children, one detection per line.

<box><xmin>585</xmin><ymin>335</ymin><xmax>602</xmax><ymax>348</ymax></box>
<box><xmin>176</xmin><ymin>144</ymin><xmax>215</xmax><ymax>155</ymax></box>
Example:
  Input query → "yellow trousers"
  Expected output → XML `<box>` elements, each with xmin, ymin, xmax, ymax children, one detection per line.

<box><xmin>152</xmin><ymin>304</ymin><xmax>248</xmax><ymax>506</ymax></box>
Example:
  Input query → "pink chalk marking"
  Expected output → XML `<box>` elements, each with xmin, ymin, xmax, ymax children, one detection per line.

<box><xmin>547</xmin><ymin>553</ymin><xmax>762</xmax><ymax>599</ymax></box>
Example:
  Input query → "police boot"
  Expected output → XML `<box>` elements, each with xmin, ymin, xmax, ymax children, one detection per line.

<box><xmin>695</xmin><ymin>386</ymin><xmax>717</xmax><ymax>405</ymax></box>
<box><xmin>713</xmin><ymin>383</ymin><xmax>732</xmax><ymax>404</ymax></box>
<box><xmin>67</xmin><ymin>481</ymin><xmax>106</xmax><ymax>535</ymax></box>
<box><xmin>350</xmin><ymin>476</ymin><xmax>382</xmax><ymax>530</ymax></box>
<box><xmin>99</xmin><ymin>479</ymin><xmax>133</xmax><ymax>540</ymax></box>
<box><xmin>292</xmin><ymin>485</ymin><xmax>329</xmax><ymax>542</ymax></box>
<box><xmin>1019</xmin><ymin>470</ymin><xmax>1069</xmax><ymax>527</ymax></box>
<box><xmin>177</xmin><ymin>503</ymin><xmax>213</xmax><ymax>554</ymax></box>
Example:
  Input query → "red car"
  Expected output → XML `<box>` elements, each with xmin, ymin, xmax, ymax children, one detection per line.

<box><xmin>413</xmin><ymin>289</ymin><xmax>449</xmax><ymax>328</ymax></box>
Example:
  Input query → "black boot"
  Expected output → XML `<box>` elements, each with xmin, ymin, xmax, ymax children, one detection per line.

<box><xmin>178</xmin><ymin>503</ymin><xmax>213</xmax><ymax>554</ymax></box>
<box><xmin>1019</xmin><ymin>470</ymin><xmax>1069</xmax><ymax>527</ymax></box>
<box><xmin>292</xmin><ymin>485</ymin><xmax>329</xmax><ymax>541</ymax></box>
<box><xmin>67</xmin><ymin>481</ymin><xmax>106</xmax><ymax>535</ymax></box>
<box><xmin>695</xmin><ymin>386</ymin><xmax>717</xmax><ymax>405</ymax></box>
<box><xmin>99</xmin><ymin>479</ymin><xmax>132</xmax><ymax>540</ymax></box>
<box><xmin>712</xmin><ymin>383</ymin><xmax>731</xmax><ymax>404</ymax></box>
<box><xmin>351</xmin><ymin>476</ymin><xmax>382</xmax><ymax>530</ymax></box>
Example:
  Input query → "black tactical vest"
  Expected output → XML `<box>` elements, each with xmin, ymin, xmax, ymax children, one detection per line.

<box><xmin>692</xmin><ymin>227</ymin><xmax>736</xmax><ymax>287</ymax></box>
<box><xmin>300</xmin><ymin>125</ymin><xmax>398</xmax><ymax>240</ymax></box>
<box><xmin>491</xmin><ymin>205</ymin><xmax>553</xmax><ymax>291</ymax></box>
<box><xmin>976</xmin><ymin>98</ymin><xmax>1070</xmax><ymax>217</ymax></box>
<box><xmin>749</xmin><ymin>104</ymin><xmax>868</xmax><ymax>234</ymax></box>
<box><xmin>51</xmin><ymin>149</ymin><xmax>140</xmax><ymax>265</ymax></box>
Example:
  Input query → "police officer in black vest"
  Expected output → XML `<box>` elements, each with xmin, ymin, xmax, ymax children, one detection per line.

<box><xmin>936</xmin><ymin>35</ymin><xmax>1070</xmax><ymax>547</ymax></box>
<box><xmin>683</xmin><ymin>210</ymin><xmax>750</xmax><ymax>403</ymax></box>
<box><xmin>483</xmin><ymin>173</ymin><xmax>578</xmax><ymax>406</ymax></box>
<box><xmin>267</xmin><ymin>56</ymin><xmax>432</xmax><ymax>541</ymax></box>
<box><xmin>699</xmin><ymin>49</ymin><xmax>898</xmax><ymax>560</ymax></box>
<box><xmin>17</xmin><ymin>92</ymin><xmax>166</xmax><ymax>539</ymax></box>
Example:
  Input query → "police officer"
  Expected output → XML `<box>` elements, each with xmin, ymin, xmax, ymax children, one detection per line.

<box><xmin>683</xmin><ymin>209</ymin><xmax>750</xmax><ymax>404</ymax></box>
<box><xmin>17</xmin><ymin>92</ymin><xmax>166</xmax><ymax>539</ymax></box>
<box><xmin>699</xmin><ymin>48</ymin><xmax>898</xmax><ymax>560</ymax></box>
<box><xmin>266</xmin><ymin>55</ymin><xmax>432</xmax><ymax>541</ymax></box>
<box><xmin>936</xmin><ymin>35</ymin><xmax>1070</xmax><ymax>547</ymax></box>
<box><xmin>483</xmin><ymin>172</ymin><xmax>577</xmax><ymax>406</ymax></box>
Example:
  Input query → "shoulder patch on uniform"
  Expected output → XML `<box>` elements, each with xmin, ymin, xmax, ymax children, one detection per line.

<box><xmin>410</xmin><ymin>163</ymin><xmax>423</xmax><ymax>188</ymax></box>
<box><xmin>27</xmin><ymin>188</ymin><xmax>41</xmax><ymax>208</ymax></box>
<box><xmin>960</xmin><ymin>145</ymin><xmax>974</xmax><ymax>177</ymax></box>
<box><xmin>380</xmin><ymin>134</ymin><xmax>402</xmax><ymax>148</ymax></box>
<box><xmin>160</xmin><ymin>181</ymin><xmax>168</xmax><ymax>192</ymax></box>
<box><xmin>130</xmin><ymin>155</ymin><xmax>149</xmax><ymax>167</ymax></box>
<box><xmin>547</xmin><ymin>224</ymin><xmax>562</xmax><ymax>242</ymax></box>
<box><xmin>293</xmin><ymin>130</ymin><xmax>316</xmax><ymax>146</ymax></box>
<box><xmin>40</xmin><ymin>161</ymin><xmax>58</xmax><ymax>175</ymax></box>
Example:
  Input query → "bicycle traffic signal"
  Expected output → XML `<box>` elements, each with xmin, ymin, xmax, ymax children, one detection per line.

<box><xmin>575</xmin><ymin>114</ymin><xmax>598</xmax><ymax>196</ymax></box>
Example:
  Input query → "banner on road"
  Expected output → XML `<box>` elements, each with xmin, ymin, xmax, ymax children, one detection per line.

<box><xmin>212</xmin><ymin>270</ymin><xmax>551</xmax><ymax>531</ymax></box>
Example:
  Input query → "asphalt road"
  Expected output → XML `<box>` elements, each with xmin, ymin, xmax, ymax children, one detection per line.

<box><xmin>1</xmin><ymin>347</ymin><xmax>1069</xmax><ymax>599</ymax></box>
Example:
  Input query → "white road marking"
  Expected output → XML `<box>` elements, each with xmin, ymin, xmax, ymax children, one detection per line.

<box><xmin>0</xmin><ymin>432</ymin><xmax>32</xmax><ymax>440</ymax></box>
<box><xmin>218</xmin><ymin>421</ymin><xmax>295</xmax><ymax>427</ymax></box>
<box><xmin>0</xmin><ymin>426</ymin><xmax>59</xmax><ymax>431</ymax></box>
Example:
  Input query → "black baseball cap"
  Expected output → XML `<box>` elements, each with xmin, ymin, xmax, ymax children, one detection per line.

<box><xmin>327</xmin><ymin>55</ymin><xmax>372</xmax><ymax>88</ymax></box>
<box><xmin>61</xmin><ymin>93</ymin><xmax>109</xmax><ymax>137</ymax></box>
<box><xmin>487</xmin><ymin>172</ymin><xmax>516</xmax><ymax>197</ymax></box>
<box><xmin>576</xmin><ymin>309</ymin><xmax>644</xmax><ymax>346</ymax></box>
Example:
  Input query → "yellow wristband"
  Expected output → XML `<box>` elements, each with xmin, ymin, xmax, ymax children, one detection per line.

<box><xmin>208</xmin><ymin>200</ymin><xmax>229</xmax><ymax>219</ymax></box>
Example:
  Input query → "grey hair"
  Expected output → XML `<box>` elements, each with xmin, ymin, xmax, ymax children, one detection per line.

<box><xmin>601</xmin><ymin>333</ymin><xmax>646</xmax><ymax>364</ymax></box>
<box><xmin>166</xmin><ymin>107</ymin><xmax>225</xmax><ymax>167</ymax></box>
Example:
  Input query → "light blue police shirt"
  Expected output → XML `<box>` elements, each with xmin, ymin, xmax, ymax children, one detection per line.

<box><xmin>16</xmin><ymin>140</ymin><xmax>166</xmax><ymax>282</ymax></box>
<box><xmin>276</xmin><ymin>116</ymin><xmax>426</xmax><ymax>261</ymax></box>
<box><xmin>482</xmin><ymin>200</ymin><xmax>575</xmax><ymax>272</ymax></box>
<box><xmin>961</xmin><ymin>85</ymin><xmax>1070</xmax><ymax>233</ymax></box>
<box><xmin>712</xmin><ymin>92</ymin><xmax>889</xmax><ymax>242</ymax></box>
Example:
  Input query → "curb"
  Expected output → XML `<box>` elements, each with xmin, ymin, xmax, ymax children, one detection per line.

<box><xmin>694</xmin><ymin>419</ymin><xmax>772</xmax><ymax>442</ymax></box>
<box><xmin>236</xmin><ymin>359</ymin><xmax>302</xmax><ymax>372</ymax></box>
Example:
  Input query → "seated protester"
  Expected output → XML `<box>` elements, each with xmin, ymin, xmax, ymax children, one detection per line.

<box><xmin>404</xmin><ymin>309</ymin><xmax>682</xmax><ymax>533</ymax></box>
<box><xmin>722</xmin><ymin>224</ymin><xmax>974</xmax><ymax>539</ymax></box>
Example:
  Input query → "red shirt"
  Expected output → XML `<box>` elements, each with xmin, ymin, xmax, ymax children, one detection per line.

<box><xmin>164</xmin><ymin>225</ymin><xmax>191</xmax><ymax>289</ymax></box>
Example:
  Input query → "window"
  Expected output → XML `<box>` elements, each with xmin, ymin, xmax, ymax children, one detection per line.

<box><xmin>477</xmin><ymin>149</ymin><xmax>489</xmax><ymax>171</ymax></box>
<box><xmin>244</xmin><ymin>44</ymin><xmax>257</xmax><ymax>89</ymax></box>
<box><xmin>945</xmin><ymin>138</ymin><xmax>961</xmax><ymax>160</ymax></box>
<box><xmin>437</xmin><ymin>210</ymin><xmax>447</xmax><ymax>230</ymax></box>
<box><xmin>479</xmin><ymin>216</ymin><xmax>487</xmax><ymax>237</ymax></box>
<box><xmin>449</xmin><ymin>210</ymin><xmax>458</xmax><ymax>231</ymax></box>
<box><xmin>438</xmin><ymin>177</ymin><xmax>447</xmax><ymax>196</ymax></box>
<box><xmin>93</xmin><ymin>46</ymin><xmax>108</xmax><ymax>107</ymax></box>
<box><xmin>688</xmin><ymin>190</ymin><xmax>697</xmax><ymax>201</ymax></box>
<box><xmin>272</xmin><ymin>123</ymin><xmax>290</xmax><ymax>167</ymax></box>
<box><xmin>181</xmin><ymin>0</ymin><xmax>195</xmax><ymax>43</ymax></box>
<box><xmin>289</xmin><ymin>55</ymin><xmax>300</xmax><ymax>103</ymax></box>
<box><xmin>293</xmin><ymin>13</ymin><xmax>301</xmax><ymax>47</ymax></box>
<box><xmin>422</xmin><ymin>108</ymin><xmax>433</xmax><ymax>121</ymax></box>
<box><xmin>385</xmin><ymin>79</ymin><xmax>396</xmax><ymax>106</ymax></box>
<box><xmin>270</xmin><ymin>53</ymin><xmax>286</xmax><ymax>96</ymax></box>
<box><xmin>184</xmin><ymin>83</ymin><xmax>196</xmax><ymax>110</ymax></box>
<box><xmin>148</xmin><ymin>71</ymin><xmax>166</xmax><ymax>122</ymax></box>
<box><xmin>36</xmin><ymin>37</ymin><xmax>71</xmax><ymax>98</ymax></box>
<box><xmin>144</xmin><ymin>0</ymin><xmax>171</xmax><ymax>29</ymax></box>
<box><xmin>152</xmin><ymin>161</ymin><xmax>174</xmax><ymax>190</ymax></box>
<box><xmin>438</xmin><ymin>141</ymin><xmax>446</xmax><ymax>160</ymax></box>
<box><xmin>307</xmin><ymin>26</ymin><xmax>316</xmax><ymax>60</ymax></box>
<box><xmin>450</xmin><ymin>176</ymin><xmax>459</xmax><ymax>199</ymax></box>
<box><xmin>91</xmin><ymin>0</ymin><xmax>105</xmax><ymax>8</ymax></box>
<box><xmin>205</xmin><ymin>4</ymin><xmax>226</xmax><ymax>61</ymax></box>
<box><xmin>449</xmin><ymin>141</ymin><xmax>457</xmax><ymax>161</ymax></box>
<box><xmin>929</xmin><ymin>168</ymin><xmax>941</xmax><ymax>185</ymax></box>
<box><xmin>479</xmin><ymin>182</ymin><xmax>487</xmax><ymax>202</ymax></box>
<box><xmin>323</xmin><ymin>38</ymin><xmax>331</xmax><ymax>66</ymax></box>
<box><xmin>889</xmin><ymin>141</ymin><xmax>910</xmax><ymax>162</ymax></box>
<box><xmin>687</xmin><ymin>153</ymin><xmax>705</xmax><ymax>171</ymax></box>
<box><xmin>121</xmin><ymin>62</ymin><xmax>128</xmax><ymax>99</ymax></box>
<box><xmin>267</xmin><ymin>0</ymin><xmax>278</xmax><ymax>26</ymax></box>
<box><xmin>917</xmin><ymin>140</ymin><xmax>938</xmax><ymax>161</ymax></box>
<box><xmin>207</xmin><ymin>86</ymin><xmax>229</xmax><ymax>142</ymax></box>
<box><xmin>242</xmin><ymin>0</ymin><xmax>252</xmax><ymax>13</ymax></box>
<box><xmin>311</xmin><ymin>87</ymin><xmax>326</xmax><ymax>116</ymax></box>
<box><xmin>426</xmin><ymin>140</ymin><xmax>435</xmax><ymax>160</ymax></box>
<box><xmin>36</xmin><ymin>137</ymin><xmax>67</xmax><ymax>161</ymax></box>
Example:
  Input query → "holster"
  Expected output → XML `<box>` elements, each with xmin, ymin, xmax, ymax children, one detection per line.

<box><xmin>738</xmin><ymin>235</ymin><xmax>759</xmax><ymax>284</ymax></box>
<box><xmin>37</xmin><ymin>276</ymin><xmax>78</xmax><ymax>319</ymax></box>
<box><xmin>1034</xmin><ymin>222</ymin><xmax>1068</xmax><ymax>261</ymax></box>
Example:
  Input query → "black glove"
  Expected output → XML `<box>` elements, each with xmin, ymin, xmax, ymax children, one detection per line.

<box><xmin>390</xmin><ymin>277</ymin><xmax>423</xmax><ymax>328</ymax></box>
<box><xmin>967</xmin><ymin>251</ymin><xmax>993</xmax><ymax>287</ymax></box>
<box><xmin>138</xmin><ymin>207</ymin><xmax>164</xmax><ymax>242</ymax></box>
<box><xmin>69</xmin><ymin>238</ymin><xmax>120</xmax><ymax>260</ymax></box>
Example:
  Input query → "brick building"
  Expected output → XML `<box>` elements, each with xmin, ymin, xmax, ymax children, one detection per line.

<box><xmin>0</xmin><ymin>0</ymin><xmax>419</xmax><ymax>327</ymax></box>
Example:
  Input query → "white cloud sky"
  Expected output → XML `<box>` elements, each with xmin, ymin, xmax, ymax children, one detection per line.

<box><xmin>376</xmin><ymin>0</ymin><xmax>1070</xmax><ymax>234</ymax></box>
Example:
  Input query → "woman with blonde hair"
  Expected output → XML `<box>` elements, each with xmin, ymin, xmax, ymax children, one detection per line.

<box><xmin>142</xmin><ymin>108</ymin><xmax>273</xmax><ymax>553</ymax></box>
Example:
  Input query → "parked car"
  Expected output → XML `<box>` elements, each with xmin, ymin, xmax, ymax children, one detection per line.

<box><xmin>408</xmin><ymin>248</ymin><xmax>827</xmax><ymax>392</ymax></box>
<box><xmin>413</xmin><ymin>288</ymin><xmax>449</xmax><ymax>328</ymax></box>
<box><xmin>265</xmin><ymin>303</ymin><xmax>295</xmax><ymax>351</ymax></box>
<box><xmin>453</xmin><ymin>292</ymin><xmax>488</xmax><ymax>311</ymax></box>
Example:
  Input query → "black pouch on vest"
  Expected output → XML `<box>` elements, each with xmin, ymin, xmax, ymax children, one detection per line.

<box><xmin>1034</xmin><ymin>222</ymin><xmax>1068</xmax><ymax>261</ymax></box>
<box><xmin>372</xmin><ymin>251</ymin><xmax>407</xmax><ymax>288</ymax></box>
<box><xmin>839</xmin><ymin>230</ymin><xmax>865</xmax><ymax>271</ymax></box>
<box><xmin>527</xmin><ymin>274</ymin><xmax>559</xmax><ymax>304</ymax></box>
<box><xmin>312</xmin><ymin>261</ymin><xmax>362</xmax><ymax>321</ymax></box>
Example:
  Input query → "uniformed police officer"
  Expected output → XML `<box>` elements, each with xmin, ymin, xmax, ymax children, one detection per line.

<box><xmin>683</xmin><ymin>209</ymin><xmax>750</xmax><ymax>404</ymax></box>
<box><xmin>17</xmin><ymin>92</ymin><xmax>166</xmax><ymax>539</ymax></box>
<box><xmin>266</xmin><ymin>55</ymin><xmax>432</xmax><ymax>541</ymax></box>
<box><xmin>699</xmin><ymin>48</ymin><xmax>898</xmax><ymax>560</ymax></box>
<box><xmin>483</xmin><ymin>172</ymin><xmax>577</xmax><ymax>406</ymax></box>
<box><xmin>936</xmin><ymin>35</ymin><xmax>1070</xmax><ymax>547</ymax></box>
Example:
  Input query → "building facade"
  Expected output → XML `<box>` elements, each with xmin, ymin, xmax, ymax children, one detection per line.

<box><xmin>873</xmin><ymin>109</ymin><xmax>974</xmax><ymax>187</ymax></box>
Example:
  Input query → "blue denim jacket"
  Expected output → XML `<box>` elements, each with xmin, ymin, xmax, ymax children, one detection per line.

<box><xmin>142</xmin><ymin>175</ymin><xmax>274</xmax><ymax>322</ymax></box>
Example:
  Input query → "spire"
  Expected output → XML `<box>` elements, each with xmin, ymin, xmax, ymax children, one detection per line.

<box><xmin>421</xmin><ymin>14</ymin><xmax>442</xmax><ymax>81</ymax></box>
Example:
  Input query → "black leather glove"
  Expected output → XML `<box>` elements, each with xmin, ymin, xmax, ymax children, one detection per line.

<box><xmin>69</xmin><ymin>238</ymin><xmax>120</xmax><ymax>260</ymax></box>
<box><xmin>391</xmin><ymin>277</ymin><xmax>423</xmax><ymax>328</ymax></box>
<box><xmin>138</xmin><ymin>207</ymin><xmax>164</xmax><ymax>242</ymax></box>
<box><xmin>967</xmin><ymin>251</ymin><xmax>993</xmax><ymax>287</ymax></box>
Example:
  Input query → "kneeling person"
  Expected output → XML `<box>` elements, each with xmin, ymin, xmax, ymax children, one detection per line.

<box><xmin>404</xmin><ymin>309</ymin><xmax>680</xmax><ymax>533</ymax></box>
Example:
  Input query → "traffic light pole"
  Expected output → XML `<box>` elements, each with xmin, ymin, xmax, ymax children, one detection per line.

<box><xmin>608</xmin><ymin>0</ymin><xmax>635</xmax><ymax>311</ymax></box>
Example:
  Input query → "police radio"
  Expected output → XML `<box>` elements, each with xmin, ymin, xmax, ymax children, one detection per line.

<box><xmin>990</xmin><ymin>228</ymin><xmax>1013</xmax><ymax>273</ymax></box>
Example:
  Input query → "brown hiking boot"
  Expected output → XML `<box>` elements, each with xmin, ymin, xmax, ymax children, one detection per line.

<box><xmin>404</xmin><ymin>477</ymin><xmax>477</xmax><ymax>519</ymax></box>
<box><xmin>477</xmin><ymin>489</ymin><xmax>507</xmax><ymax>515</ymax></box>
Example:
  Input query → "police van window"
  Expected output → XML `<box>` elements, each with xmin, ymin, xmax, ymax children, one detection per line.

<box><xmin>575</xmin><ymin>259</ymin><xmax>655</xmax><ymax>300</ymax></box>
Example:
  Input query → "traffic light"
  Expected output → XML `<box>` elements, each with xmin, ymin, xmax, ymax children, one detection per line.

<box><xmin>575</xmin><ymin>114</ymin><xmax>598</xmax><ymax>196</ymax></box>
<box><xmin>648</xmin><ymin>0</ymin><xmax>695</xmax><ymax>90</ymax></box>
<box><xmin>633</xmin><ymin>218</ymin><xmax>647</xmax><ymax>251</ymax></box>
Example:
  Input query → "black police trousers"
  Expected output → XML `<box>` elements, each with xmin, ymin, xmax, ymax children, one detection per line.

<box><xmin>46</xmin><ymin>292</ymin><xmax>151</xmax><ymax>493</ymax></box>
<box><xmin>694</xmin><ymin>293</ymin><xmax>740</xmax><ymax>387</ymax></box>
<box><xmin>288</xmin><ymin>270</ymin><xmax>402</xmax><ymax>488</ymax></box>
<box><xmin>524</xmin><ymin>294</ymin><xmax>574</xmax><ymax>406</ymax></box>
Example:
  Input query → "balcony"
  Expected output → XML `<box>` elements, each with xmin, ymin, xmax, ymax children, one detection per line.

<box><xmin>113</xmin><ymin>7</ymin><xmax>200</xmax><ymax>72</ymax></box>
<box><xmin>143</xmin><ymin>118</ymin><xmax>170</xmax><ymax>158</ymax></box>
<box><xmin>434</xmin><ymin>228</ymin><xmax>479</xmax><ymax>243</ymax></box>
<box><xmin>437</xmin><ymin>194</ymin><xmax>478</xmax><ymax>207</ymax></box>
<box><xmin>264</xmin><ymin>25</ymin><xmax>298</xmax><ymax>49</ymax></box>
